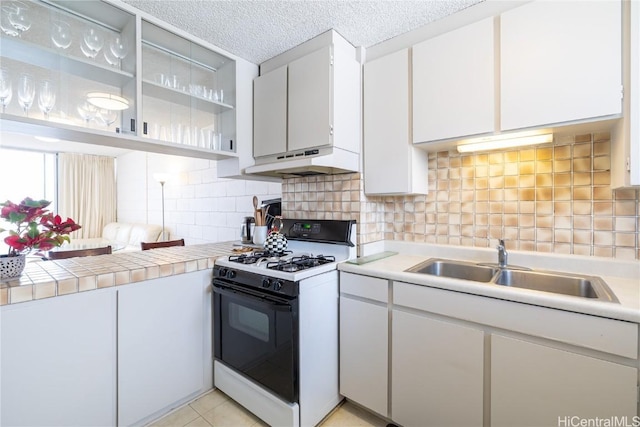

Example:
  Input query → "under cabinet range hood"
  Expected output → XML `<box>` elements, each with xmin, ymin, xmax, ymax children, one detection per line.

<box><xmin>245</xmin><ymin>146</ymin><xmax>359</xmax><ymax>178</ymax></box>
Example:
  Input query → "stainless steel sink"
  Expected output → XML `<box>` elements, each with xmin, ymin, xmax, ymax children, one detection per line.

<box><xmin>494</xmin><ymin>269</ymin><xmax>619</xmax><ymax>303</ymax></box>
<box><xmin>406</xmin><ymin>259</ymin><xmax>498</xmax><ymax>283</ymax></box>
<box><xmin>405</xmin><ymin>258</ymin><xmax>619</xmax><ymax>303</ymax></box>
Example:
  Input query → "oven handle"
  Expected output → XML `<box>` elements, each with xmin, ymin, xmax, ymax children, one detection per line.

<box><xmin>212</xmin><ymin>280</ymin><xmax>293</xmax><ymax>312</ymax></box>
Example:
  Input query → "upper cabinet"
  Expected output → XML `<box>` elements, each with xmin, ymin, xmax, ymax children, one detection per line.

<box><xmin>612</xmin><ymin>0</ymin><xmax>640</xmax><ymax>188</ymax></box>
<box><xmin>0</xmin><ymin>0</ymin><xmax>136</xmax><ymax>131</ymax></box>
<box><xmin>0</xmin><ymin>0</ymin><xmax>240</xmax><ymax>162</ymax></box>
<box><xmin>363</xmin><ymin>49</ymin><xmax>427</xmax><ymax>195</ymax></box>
<box><xmin>140</xmin><ymin>21</ymin><xmax>236</xmax><ymax>153</ymax></box>
<box><xmin>248</xmin><ymin>30</ymin><xmax>360</xmax><ymax>178</ymax></box>
<box><xmin>253</xmin><ymin>64</ymin><xmax>287</xmax><ymax>158</ymax></box>
<box><xmin>412</xmin><ymin>18</ymin><xmax>495</xmax><ymax>143</ymax></box>
<box><xmin>501</xmin><ymin>0</ymin><xmax>622</xmax><ymax>131</ymax></box>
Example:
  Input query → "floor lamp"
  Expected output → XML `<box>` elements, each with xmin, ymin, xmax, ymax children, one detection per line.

<box><xmin>153</xmin><ymin>173</ymin><xmax>171</xmax><ymax>241</ymax></box>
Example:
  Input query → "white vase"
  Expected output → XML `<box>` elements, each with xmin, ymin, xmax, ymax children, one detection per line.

<box><xmin>0</xmin><ymin>254</ymin><xmax>26</xmax><ymax>280</ymax></box>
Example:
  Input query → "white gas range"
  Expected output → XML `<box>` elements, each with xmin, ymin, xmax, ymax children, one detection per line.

<box><xmin>212</xmin><ymin>219</ymin><xmax>356</xmax><ymax>427</ymax></box>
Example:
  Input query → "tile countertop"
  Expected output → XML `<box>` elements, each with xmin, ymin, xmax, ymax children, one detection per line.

<box><xmin>339</xmin><ymin>241</ymin><xmax>640</xmax><ymax>323</ymax></box>
<box><xmin>0</xmin><ymin>242</ymin><xmax>242</xmax><ymax>306</ymax></box>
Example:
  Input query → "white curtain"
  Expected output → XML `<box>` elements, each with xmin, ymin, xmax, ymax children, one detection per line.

<box><xmin>58</xmin><ymin>153</ymin><xmax>117</xmax><ymax>239</ymax></box>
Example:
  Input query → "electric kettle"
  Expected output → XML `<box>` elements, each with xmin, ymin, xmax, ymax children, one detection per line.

<box><xmin>241</xmin><ymin>216</ymin><xmax>255</xmax><ymax>244</ymax></box>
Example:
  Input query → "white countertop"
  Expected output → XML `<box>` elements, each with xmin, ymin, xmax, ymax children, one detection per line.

<box><xmin>339</xmin><ymin>242</ymin><xmax>640</xmax><ymax>323</ymax></box>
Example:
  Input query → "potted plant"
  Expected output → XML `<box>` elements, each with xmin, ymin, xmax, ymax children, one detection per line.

<box><xmin>0</xmin><ymin>197</ymin><xmax>81</xmax><ymax>279</ymax></box>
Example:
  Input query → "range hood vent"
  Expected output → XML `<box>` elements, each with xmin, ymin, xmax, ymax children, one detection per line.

<box><xmin>245</xmin><ymin>147</ymin><xmax>359</xmax><ymax>178</ymax></box>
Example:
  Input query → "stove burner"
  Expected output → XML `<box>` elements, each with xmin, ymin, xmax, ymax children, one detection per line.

<box><xmin>228</xmin><ymin>250</ymin><xmax>293</xmax><ymax>265</ymax></box>
<box><xmin>266</xmin><ymin>255</ymin><xmax>336</xmax><ymax>272</ymax></box>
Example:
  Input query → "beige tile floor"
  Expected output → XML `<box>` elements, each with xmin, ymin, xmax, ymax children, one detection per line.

<box><xmin>148</xmin><ymin>389</ymin><xmax>388</xmax><ymax>427</ymax></box>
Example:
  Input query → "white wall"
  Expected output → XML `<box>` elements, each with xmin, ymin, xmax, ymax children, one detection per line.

<box><xmin>116</xmin><ymin>151</ymin><xmax>281</xmax><ymax>244</ymax></box>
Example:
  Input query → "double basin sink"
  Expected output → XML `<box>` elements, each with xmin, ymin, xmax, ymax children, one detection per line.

<box><xmin>405</xmin><ymin>258</ymin><xmax>619</xmax><ymax>303</ymax></box>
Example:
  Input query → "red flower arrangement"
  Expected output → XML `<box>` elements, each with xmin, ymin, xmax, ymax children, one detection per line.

<box><xmin>0</xmin><ymin>198</ymin><xmax>81</xmax><ymax>256</ymax></box>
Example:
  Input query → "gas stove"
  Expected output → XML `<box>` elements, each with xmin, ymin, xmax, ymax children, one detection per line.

<box><xmin>215</xmin><ymin>219</ymin><xmax>356</xmax><ymax>282</ymax></box>
<box><xmin>213</xmin><ymin>219</ymin><xmax>356</xmax><ymax>427</ymax></box>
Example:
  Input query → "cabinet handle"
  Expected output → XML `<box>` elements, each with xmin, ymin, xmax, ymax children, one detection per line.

<box><xmin>143</xmin><ymin>121</ymin><xmax>148</xmax><ymax>135</ymax></box>
<box><xmin>130</xmin><ymin>119</ymin><xmax>136</xmax><ymax>133</ymax></box>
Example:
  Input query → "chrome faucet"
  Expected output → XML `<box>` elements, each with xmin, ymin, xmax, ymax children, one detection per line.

<box><xmin>497</xmin><ymin>239</ymin><xmax>508</xmax><ymax>268</ymax></box>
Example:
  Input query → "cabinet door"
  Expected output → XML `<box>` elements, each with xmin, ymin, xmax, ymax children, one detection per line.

<box><xmin>253</xmin><ymin>65</ymin><xmax>287</xmax><ymax>157</ymax></box>
<box><xmin>491</xmin><ymin>334</ymin><xmax>638</xmax><ymax>427</ymax></box>
<box><xmin>413</xmin><ymin>18</ymin><xmax>495</xmax><ymax>143</ymax></box>
<box><xmin>364</xmin><ymin>49</ymin><xmax>428</xmax><ymax>195</ymax></box>
<box><xmin>118</xmin><ymin>272</ymin><xmax>209</xmax><ymax>426</ymax></box>
<box><xmin>501</xmin><ymin>1</ymin><xmax>622</xmax><ymax>131</ymax></box>
<box><xmin>392</xmin><ymin>309</ymin><xmax>484</xmax><ymax>427</ymax></box>
<box><xmin>288</xmin><ymin>46</ymin><xmax>332</xmax><ymax>151</ymax></box>
<box><xmin>1</xmin><ymin>290</ymin><xmax>117</xmax><ymax>427</ymax></box>
<box><xmin>339</xmin><ymin>296</ymin><xmax>388</xmax><ymax>417</ymax></box>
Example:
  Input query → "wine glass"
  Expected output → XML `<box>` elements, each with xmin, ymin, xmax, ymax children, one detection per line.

<box><xmin>77</xmin><ymin>101</ymin><xmax>97</xmax><ymax>125</ymax></box>
<box><xmin>37</xmin><ymin>80</ymin><xmax>56</xmax><ymax>119</ymax></box>
<box><xmin>96</xmin><ymin>108</ymin><xmax>117</xmax><ymax>129</ymax></box>
<box><xmin>7</xmin><ymin>1</ymin><xmax>31</xmax><ymax>37</ymax></box>
<box><xmin>0</xmin><ymin>6</ymin><xmax>19</xmax><ymax>37</ymax></box>
<box><xmin>0</xmin><ymin>69</ymin><xmax>12</xmax><ymax>113</ymax></box>
<box><xmin>17</xmin><ymin>74</ymin><xmax>35</xmax><ymax>116</ymax></box>
<box><xmin>51</xmin><ymin>21</ymin><xmax>72</xmax><ymax>49</ymax></box>
<box><xmin>82</xmin><ymin>27</ymin><xmax>103</xmax><ymax>59</ymax></box>
<box><xmin>109</xmin><ymin>35</ymin><xmax>129</xmax><ymax>60</ymax></box>
<box><xmin>103</xmin><ymin>46</ymin><xmax>119</xmax><ymax>67</ymax></box>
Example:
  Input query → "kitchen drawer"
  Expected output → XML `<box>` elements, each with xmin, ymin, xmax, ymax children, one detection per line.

<box><xmin>393</xmin><ymin>281</ymin><xmax>638</xmax><ymax>359</ymax></box>
<box><xmin>340</xmin><ymin>272</ymin><xmax>388</xmax><ymax>303</ymax></box>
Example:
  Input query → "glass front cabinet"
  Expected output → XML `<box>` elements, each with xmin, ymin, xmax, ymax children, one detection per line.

<box><xmin>0</xmin><ymin>0</ymin><xmax>238</xmax><ymax>160</ymax></box>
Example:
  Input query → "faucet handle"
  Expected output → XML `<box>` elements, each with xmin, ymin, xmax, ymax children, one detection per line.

<box><xmin>497</xmin><ymin>239</ymin><xmax>505</xmax><ymax>248</ymax></box>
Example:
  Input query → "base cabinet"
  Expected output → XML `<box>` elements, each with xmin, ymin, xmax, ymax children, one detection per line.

<box><xmin>0</xmin><ymin>289</ymin><xmax>117</xmax><ymax>427</ymax></box>
<box><xmin>491</xmin><ymin>334</ymin><xmax>638</xmax><ymax>427</ymax></box>
<box><xmin>392</xmin><ymin>309</ymin><xmax>484</xmax><ymax>427</ymax></box>
<box><xmin>118</xmin><ymin>271</ymin><xmax>211</xmax><ymax>426</ymax></box>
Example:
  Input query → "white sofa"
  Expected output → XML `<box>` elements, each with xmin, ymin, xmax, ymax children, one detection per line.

<box><xmin>71</xmin><ymin>222</ymin><xmax>163</xmax><ymax>252</ymax></box>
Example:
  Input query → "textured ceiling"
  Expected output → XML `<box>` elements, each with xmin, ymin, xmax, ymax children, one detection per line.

<box><xmin>122</xmin><ymin>0</ymin><xmax>482</xmax><ymax>64</ymax></box>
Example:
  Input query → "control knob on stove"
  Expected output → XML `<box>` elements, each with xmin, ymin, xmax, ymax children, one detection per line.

<box><xmin>272</xmin><ymin>280</ymin><xmax>283</xmax><ymax>291</ymax></box>
<box><xmin>261</xmin><ymin>278</ymin><xmax>271</xmax><ymax>288</ymax></box>
<box><xmin>226</xmin><ymin>270</ymin><xmax>237</xmax><ymax>279</ymax></box>
<box><xmin>218</xmin><ymin>268</ymin><xmax>228</xmax><ymax>277</ymax></box>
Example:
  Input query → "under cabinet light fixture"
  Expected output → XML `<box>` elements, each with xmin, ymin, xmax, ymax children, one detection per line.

<box><xmin>86</xmin><ymin>92</ymin><xmax>129</xmax><ymax>110</ymax></box>
<box><xmin>35</xmin><ymin>136</ymin><xmax>60</xmax><ymax>142</ymax></box>
<box><xmin>456</xmin><ymin>132</ymin><xmax>554</xmax><ymax>153</ymax></box>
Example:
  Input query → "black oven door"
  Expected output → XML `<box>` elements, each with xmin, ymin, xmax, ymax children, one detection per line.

<box><xmin>213</xmin><ymin>279</ymin><xmax>299</xmax><ymax>403</ymax></box>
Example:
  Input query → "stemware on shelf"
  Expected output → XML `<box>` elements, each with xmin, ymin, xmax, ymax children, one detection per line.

<box><xmin>17</xmin><ymin>74</ymin><xmax>35</xmax><ymax>116</ymax></box>
<box><xmin>96</xmin><ymin>108</ymin><xmax>117</xmax><ymax>129</ymax></box>
<box><xmin>51</xmin><ymin>21</ymin><xmax>72</xmax><ymax>49</ymax></box>
<box><xmin>0</xmin><ymin>68</ymin><xmax>12</xmax><ymax>113</ymax></box>
<box><xmin>82</xmin><ymin>27</ymin><xmax>104</xmax><ymax>59</ymax></box>
<box><xmin>37</xmin><ymin>80</ymin><xmax>56</xmax><ymax>119</ymax></box>
<box><xmin>6</xmin><ymin>1</ymin><xmax>31</xmax><ymax>37</ymax></box>
<box><xmin>104</xmin><ymin>46</ymin><xmax>119</xmax><ymax>67</ymax></box>
<box><xmin>0</xmin><ymin>6</ymin><xmax>19</xmax><ymax>37</ymax></box>
<box><xmin>77</xmin><ymin>101</ymin><xmax>97</xmax><ymax>125</ymax></box>
<box><xmin>109</xmin><ymin>35</ymin><xmax>129</xmax><ymax>60</ymax></box>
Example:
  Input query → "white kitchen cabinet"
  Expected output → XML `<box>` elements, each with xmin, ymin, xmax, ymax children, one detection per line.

<box><xmin>412</xmin><ymin>17</ymin><xmax>495</xmax><ymax>143</ymax></box>
<box><xmin>288</xmin><ymin>46</ymin><xmax>333</xmax><ymax>152</ymax></box>
<box><xmin>248</xmin><ymin>31</ymin><xmax>360</xmax><ymax>176</ymax></box>
<box><xmin>391</xmin><ymin>309</ymin><xmax>484</xmax><ymax>427</ymax></box>
<box><xmin>501</xmin><ymin>0</ymin><xmax>622</xmax><ymax>131</ymax></box>
<box><xmin>1</xmin><ymin>289</ymin><xmax>117</xmax><ymax>427</ymax></box>
<box><xmin>491</xmin><ymin>334</ymin><xmax>638</xmax><ymax>427</ymax></box>
<box><xmin>253</xmin><ymin>65</ymin><xmax>287</xmax><ymax>157</ymax></box>
<box><xmin>339</xmin><ymin>272</ymin><xmax>388</xmax><ymax>417</ymax></box>
<box><xmin>118</xmin><ymin>270</ymin><xmax>212</xmax><ymax>426</ymax></box>
<box><xmin>0</xmin><ymin>0</ymin><xmax>242</xmax><ymax>162</ymax></box>
<box><xmin>363</xmin><ymin>48</ymin><xmax>428</xmax><ymax>195</ymax></box>
<box><xmin>612</xmin><ymin>0</ymin><xmax>640</xmax><ymax>188</ymax></box>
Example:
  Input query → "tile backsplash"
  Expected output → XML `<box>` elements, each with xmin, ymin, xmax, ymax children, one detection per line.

<box><xmin>282</xmin><ymin>132</ymin><xmax>640</xmax><ymax>260</ymax></box>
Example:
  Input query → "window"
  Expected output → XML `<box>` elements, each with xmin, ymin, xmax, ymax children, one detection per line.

<box><xmin>0</xmin><ymin>148</ymin><xmax>56</xmax><ymax>253</ymax></box>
